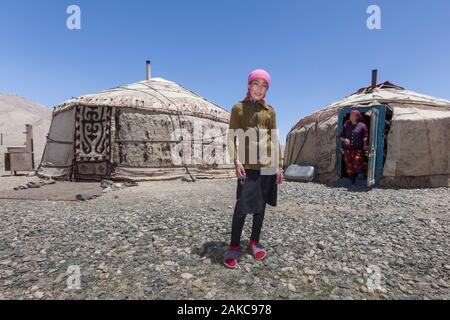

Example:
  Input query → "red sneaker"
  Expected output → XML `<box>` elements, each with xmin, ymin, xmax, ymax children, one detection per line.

<box><xmin>223</xmin><ymin>246</ymin><xmax>241</xmax><ymax>269</ymax></box>
<box><xmin>249</xmin><ymin>240</ymin><xmax>267</xmax><ymax>261</ymax></box>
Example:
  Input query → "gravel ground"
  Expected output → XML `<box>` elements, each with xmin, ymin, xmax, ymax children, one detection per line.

<box><xmin>0</xmin><ymin>176</ymin><xmax>448</xmax><ymax>300</ymax></box>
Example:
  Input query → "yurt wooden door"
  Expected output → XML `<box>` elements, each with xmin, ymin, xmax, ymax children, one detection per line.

<box><xmin>337</xmin><ymin>105</ymin><xmax>386</xmax><ymax>186</ymax></box>
<box><xmin>367</xmin><ymin>109</ymin><xmax>380</xmax><ymax>186</ymax></box>
<box><xmin>73</xmin><ymin>106</ymin><xmax>112</xmax><ymax>181</ymax></box>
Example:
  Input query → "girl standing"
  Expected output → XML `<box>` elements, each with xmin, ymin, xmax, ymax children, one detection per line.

<box><xmin>224</xmin><ymin>69</ymin><xmax>284</xmax><ymax>269</ymax></box>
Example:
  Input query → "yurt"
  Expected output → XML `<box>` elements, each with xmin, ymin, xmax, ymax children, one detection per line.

<box><xmin>38</xmin><ymin>74</ymin><xmax>234</xmax><ymax>181</ymax></box>
<box><xmin>284</xmin><ymin>81</ymin><xmax>450</xmax><ymax>188</ymax></box>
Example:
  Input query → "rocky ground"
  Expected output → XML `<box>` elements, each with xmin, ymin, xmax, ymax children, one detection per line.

<box><xmin>0</xmin><ymin>176</ymin><xmax>448</xmax><ymax>300</ymax></box>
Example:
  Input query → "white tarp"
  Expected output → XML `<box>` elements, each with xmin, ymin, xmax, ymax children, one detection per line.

<box><xmin>38</xmin><ymin>108</ymin><xmax>75</xmax><ymax>178</ymax></box>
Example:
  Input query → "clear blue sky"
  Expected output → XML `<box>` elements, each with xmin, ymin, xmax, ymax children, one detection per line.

<box><xmin>1</xmin><ymin>0</ymin><xmax>450</xmax><ymax>142</ymax></box>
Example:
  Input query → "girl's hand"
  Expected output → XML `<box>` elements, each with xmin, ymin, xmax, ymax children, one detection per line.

<box><xmin>276</xmin><ymin>168</ymin><xmax>284</xmax><ymax>184</ymax></box>
<box><xmin>234</xmin><ymin>160</ymin><xmax>246</xmax><ymax>179</ymax></box>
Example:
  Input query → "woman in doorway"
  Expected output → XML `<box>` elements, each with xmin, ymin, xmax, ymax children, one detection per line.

<box><xmin>224</xmin><ymin>69</ymin><xmax>284</xmax><ymax>269</ymax></box>
<box><xmin>341</xmin><ymin>110</ymin><xmax>369</xmax><ymax>184</ymax></box>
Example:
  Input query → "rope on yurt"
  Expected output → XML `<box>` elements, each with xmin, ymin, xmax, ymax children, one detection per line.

<box><xmin>115</xmin><ymin>85</ymin><xmax>229</xmax><ymax>144</ymax></box>
<box><xmin>118</xmin><ymin>86</ymin><xmax>176</xmax><ymax>131</ymax></box>
<box><xmin>140</xmin><ymin>82</ymin><xmax>230</xmax><ymax>140</ymax></box>
<box><xmin>288</xmin><ymin>108</ymin><xmax>334</xmax><ymax>165</ymax></box>
<box><xmin>117</xmin><ymin>85</ymin><xmax>191</xmax><ymax>176</ymax></box>
<box><xmin>140</xmin><ymin>83</ymin><xmax>207</xmax><ymax>179</ymax></box>
<box><xmin>289</xmin><ymin>125</ymin><xmax>312</xmax><ymax>165</ymax></box>
<box><xmin>177</xmin><ymin>83</ymin><xmax>230</xmax><ymax>114</ymax></box>
<box><xmin>117</xmin><ymin>83</ymin><xmax>236</xmax><ymax>177</ymax></box>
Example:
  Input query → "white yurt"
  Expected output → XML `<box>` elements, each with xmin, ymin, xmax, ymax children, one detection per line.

<box><xmin>38</xmin><ymin>74</ymin><xmax>234</xmax><ymax>181</ymax></box>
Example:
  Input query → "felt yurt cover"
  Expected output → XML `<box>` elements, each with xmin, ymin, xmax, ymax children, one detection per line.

<box><xmin>38</xmin><ymin>78</ymin><xmax>234</xmax><ymax>181</ymax></box>
<box><xmin>285</xmin><ymin>82</ymin><xmax>450</xmax><ymax>188</ymax></box>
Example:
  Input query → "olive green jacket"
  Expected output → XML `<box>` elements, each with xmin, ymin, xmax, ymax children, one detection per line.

<box><xmin>227</xmin><ymin>97</ymin><xmax>283</xmax><ymax>170</ymax></box>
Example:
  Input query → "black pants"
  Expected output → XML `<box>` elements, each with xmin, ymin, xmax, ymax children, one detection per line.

<box><xmin>230</xmin><ymin>203</ymin><xmax>266</xmax><ymax>247</ymax></box>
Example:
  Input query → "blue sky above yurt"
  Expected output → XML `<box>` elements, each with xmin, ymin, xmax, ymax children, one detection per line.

<box><xmin>1</xmin><ymin>0</ymin><xmax>449</xmax><ymax>142</ymax></box>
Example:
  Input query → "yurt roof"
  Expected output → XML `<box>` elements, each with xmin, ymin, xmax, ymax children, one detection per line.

<box><xmin>291</xmin><ymin>81</ymin><xmax>450</xmax><ymax>131</ymax></box>
<box><xmin>326</xmin><ymin>81</ymin><xmax>450</xmax><ymax>109</ymax></box>
<box><xmin>53</xmin><ymin>77</ymin><xmax>230</xmax><ymax>123</ymax></box>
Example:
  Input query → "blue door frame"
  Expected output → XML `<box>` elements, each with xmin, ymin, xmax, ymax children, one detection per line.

<box><xmin>336</xmin><ymin>105</ymin><xmax>386</xmax><ymax>186</ymax></box>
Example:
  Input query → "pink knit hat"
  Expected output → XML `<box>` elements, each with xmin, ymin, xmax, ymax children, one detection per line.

<box><xmin>248</xmin><ymin>69</ymin><xmax>271</xmax><ymax>88</ymax></box>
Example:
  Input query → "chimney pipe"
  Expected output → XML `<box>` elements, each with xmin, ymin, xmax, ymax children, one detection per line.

<box><xmin>146</xmin><ymin>60</ymin><xmax>151</xmax><ymax>80</ymax></box>
<box><xmin>371</xmin><ymin>69</ymin><xmax>378</xmax><ymax>88</ymax></box>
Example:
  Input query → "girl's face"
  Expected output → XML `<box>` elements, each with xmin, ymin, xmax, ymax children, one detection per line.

<box><xmin>248</xmin><ymin>78</ymin><xmax>268</xmax><ymax>101</ymax></box>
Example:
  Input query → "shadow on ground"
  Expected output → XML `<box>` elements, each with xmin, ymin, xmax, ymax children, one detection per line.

<box><xmin>324</xmin><ymin>178</ymin><xmax>374</xmax><ymax>193</ymax></box>
<box><xmin>194</xmin><ymin>241</ymin><xmax>253</xmax><ymax>265</ymax></box>
<box><xmin>1</xmin><ymin>174</ymin><xmax>27</xmax><ymax>177</ymax></box>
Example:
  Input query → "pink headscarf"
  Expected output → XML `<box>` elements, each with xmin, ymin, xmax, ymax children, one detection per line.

<box><xmin>246</xmin><ymin>69</ymin><xmax>271</xmax><ymax>99</ymax></box>
<box><xmin>350</xmin><ymin>110</ymin><xmax>362</xmax><ymax>121</ymax></box>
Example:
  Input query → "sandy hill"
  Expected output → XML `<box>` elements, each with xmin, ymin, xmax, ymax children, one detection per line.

<box><xmin>0</xmin><ymin>94</ymin><xmax>52</xmax><ymax>174</ymax></box>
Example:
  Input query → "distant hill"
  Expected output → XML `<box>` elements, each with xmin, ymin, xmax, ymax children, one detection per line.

<box><xmin>0</xmin><ymin>94</ymin><xmax>52</xmax><ymax>174</ymax></box>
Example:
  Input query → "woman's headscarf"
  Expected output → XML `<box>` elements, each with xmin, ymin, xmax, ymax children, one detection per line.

<box><xmin>350</xmin><ymin>110</ymin><xmax>362</xmax><ymax>121</ymax></box>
